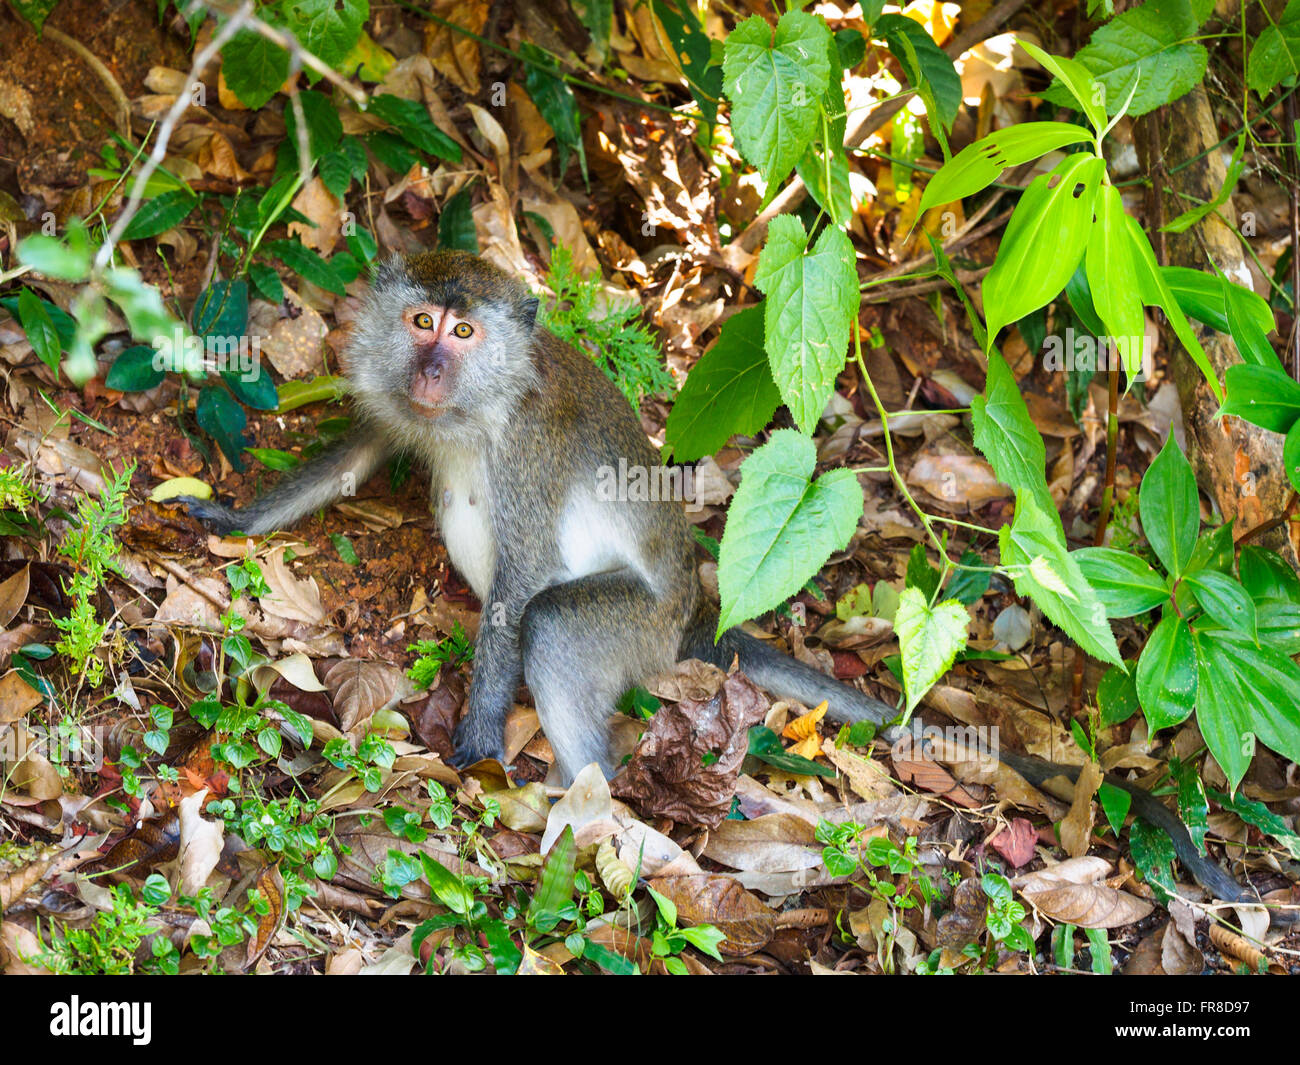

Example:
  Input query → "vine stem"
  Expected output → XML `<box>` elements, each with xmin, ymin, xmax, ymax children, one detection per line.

<box><xmin>851</xmin><ymin>326</ymin><xmax>951</xmax><ymax>582</ymax></box>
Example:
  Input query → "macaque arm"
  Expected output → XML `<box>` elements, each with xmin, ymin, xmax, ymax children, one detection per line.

<box><xmin>175</xmin><ymin>430</ymin><xmax>391</xmax><ymax>536</ymax></box>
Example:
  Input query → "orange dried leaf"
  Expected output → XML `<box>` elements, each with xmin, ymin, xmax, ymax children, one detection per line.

<box><xmin>782</xmin><ymin>700</ymin><xmax>828</xmax><ymax>740</ymax></box>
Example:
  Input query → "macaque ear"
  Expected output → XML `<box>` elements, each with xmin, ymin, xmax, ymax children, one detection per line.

<box><xmin>521</xmin><ymin>296</ymin><xmax>540</xmax><ymax>329</ymax></box>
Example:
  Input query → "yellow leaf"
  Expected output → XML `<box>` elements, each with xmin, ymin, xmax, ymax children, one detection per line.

<box><xmin>150</xmin><ymin>477</ymin><xmax>212</xmax><ymax>502</ymax></box>
<box><xmin>782</xmin><ymin>700</ymin><xmax>828</xmax><ymax>741</ymax></box>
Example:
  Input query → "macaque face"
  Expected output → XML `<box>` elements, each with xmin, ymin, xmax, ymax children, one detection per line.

<box><xmin>401</xmin><ymin>302</ymin><xmax>482</xmax><ymax>417</ymax></box>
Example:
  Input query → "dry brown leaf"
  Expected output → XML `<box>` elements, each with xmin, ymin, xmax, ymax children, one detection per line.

<box><xmin>988</xmin><ymin>818</ymin><xmax>1038</xmax><ymax>869</ymax></box>
<box><xmin>482</xmin><ymin>782</ymin><xmax>550</xmax><ymax>833</ymax></box>
<box><xmin>611</xmin><ymin>672</ymin><xmax>769</xmax><ymax>827</ymax></box>
<box><xmin>178</xmin><ymin>788</ymin><xmax>224</xmax><ymax>896</ymax></box>
<box><xmin>1059</xmin><ymin>760</ymin><xmax>1103</xmax><ymax>858</ymax></box>
<box><xmin>906</xmin><ymin>448</ymin><xmax>1011</xmax><ymax>506</ymax></box>
<box><xmin>323</xmin><ymin>659</ymin><xmax>412</xmax><ymax>733</ymax></box>
<box><xmin>260</xmin><ymin>303</ymin><xmax>327</xmax><ymax>379</ymax></box>
<box><xmin>647</xmin><ymin>875</ymin><xmax>776</xmax><ymax>956</ymax></box>
<box><xmin>0</xmin><ymin>668</ymin><xmax>42</xmax><ymax>723</ymax></box>
<box><xmin>542</xmin><ymin>762</ymin><xmax>614</xmax><ymax>854</ymax></box>
<box><xmin>421</xmin><ymin>0</ymin><xmax>489</xmax><ymax>93</ymax></box>
<box><xmin>701</xmin><ymin>814</ymin><xmax>822</xmax><ymax>874</ymax></box>
<box><xmin>0</xmin><ymin>564</ymin><xmax>30</xmax><ymax>628</ymax></box>
<box><xmin>822</xmin><ymin>742</ymin><xmax>898</xmax><ymax>805</ymax></box>
<box><xmin>260</xmin><ymin>548</ymin><xmax>326</xmax><ymax>625</ymax></box>
<box><xmin>288</xmin><ymin>177</ymin><xmax>342</xmax><ymax>254</ymax></box>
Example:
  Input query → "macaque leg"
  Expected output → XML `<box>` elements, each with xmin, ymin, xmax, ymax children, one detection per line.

<box><xmin>519</xmin><ymin>572</ymin><xmax>677</xmax><ymax>783</ymax></box>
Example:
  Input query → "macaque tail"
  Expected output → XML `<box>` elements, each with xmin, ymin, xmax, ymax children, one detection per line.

<box><xmin>681</xmin><ymin>607</ymin><xmax>1280</xmax><ymax>919</ymax></box>
<box><xmin>174</xmin><ymin>430</ymin><xmax>390</xmax><ymax>536</ymax></box>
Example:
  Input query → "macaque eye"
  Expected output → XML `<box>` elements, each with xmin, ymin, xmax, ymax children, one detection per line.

<box><xmin>452</xmin><ymin>322</ymin><xmax>473</xmax><ymax>339</ymax></box>
<box><xmin>414</xmin><ymin>312</ymin><xmax>434</xmax><ymax>329</ymax></box>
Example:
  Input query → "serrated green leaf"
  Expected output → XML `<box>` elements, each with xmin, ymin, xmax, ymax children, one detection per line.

<box><xmin>368</xmin><ymin>93</ymin><xmax>462</xmax><ymax>163</ymax></box>
<box><xmin>220</xmin><ymin>30</ymin><xmax>290</xmax><ymax>110</ymax></box>
<box><xmin>266</xmin><ymin>239</ymin><xmax>347</xmax><ymax>296</ymax></box>
<box><xmin>895</xmin><ymin>589</ymin><xmax>968</xmax><ymax>715</ymax></box>
<box><xmin>716</xmin><ymin>430</ymin><xmax>863</xmax><ymax>635</ymax></box>
<box><xmin>279</xmin><ymin>0</ymin><xmax>367</xmax><ymax>71</ymax></box>
<box><xmin>722</xmin><ymin>12</ymin><xmax>832</xmax><ymax>189</ymax></box>
<box><xmin>999</xmin><ymin>495</ymin><xmax>1122</xmax><ymax>666</ymax></box>
<box><xmin>754</xmin><ymin>217</ymin><xmax>857</xmax><ymax>434</ymax></box>
<box><xmin>1247</xmin><ymin>0</ymin><xmax>1300</xmax><ymax>94</ymax></box>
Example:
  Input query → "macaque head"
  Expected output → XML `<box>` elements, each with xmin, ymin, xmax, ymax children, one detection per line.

<box><xmin>349</xmin><ymin>251</ymin><xmax>541</xmax><ymax>438</ymax></box>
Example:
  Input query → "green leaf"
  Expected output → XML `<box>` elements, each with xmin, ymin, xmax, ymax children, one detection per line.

<box><xmin>529</xmin><ymin>825</ymin><xmax>577</xmax><ymax>931</ymax></box>
<box><xmin>580</xmin><ymin>938</ymin><xmax>640</xmax><ymax>975</ymax></box>
<box><xmin>716</xmin><ymin>430</ymin><xmax>863</xmax><ymax>635</ymax></box>
<box><xmin>1161</xmin><ymin>266</ymin><xmax>1275</xmax><ymax>337</ymax></box>
<box><xmin>1207</xmin><ymin>787</ymin><xmax>1300</xmax><ymax>860</ymax></box>
<box><xmin>195</xmin><ymin>384</ymin><xmax>249</xmax><ymax>472</ymax></box>
<box><xmin>192</xmin><ymin>279</ymin><xmax>249</xmax><ymax>339</ymax></box>
<box><xmin>276</xmin><ymin>374</ymin><xmax>346</xmax><ymax>412</ymax></box>
<box><xmin>279</xmin><ymin>0</ymin><xmax>367</xmax><ymax>71</ymax></box>
<box><xmin>284</xmin><ymin>90</ymin><xmax>344</xmax><ymax>162</ymax></box>
<box><xmin>1185</xmin><ymin>570</ymin><xmax>1257</xmax><ymax>641</ymax></box>
<box><xmin>1097</xmin><ymin>663</ymin><xmax>1140</xmax><ymax>727</ymax></box>
<box><xmin>754</xmin><ymin>217</ymin><xmax>858</xmax><ymax>435</ymax></box>
<box><xmin>520</xmin><ymin>43</ymin><xmax>587</xmax><ymax>184</ymax></box>
<box><xmin>265</xmin><ymin>239</ymin><xmax>347</xmax><ymax>296</ymax></box>
<box><xmin>918</xmin><ymin>121</ymin><xmax>1092</xmax><ymax>212</ymax></box>
<box><xmin>222</xmin><ymin>366</ymin><xmax>279</xmax><ymax>411</ymax></box>
<box><xmin>1286</xmin><ymin>420</ymin><xmax>1300</xmax><ymax>495</ymax></box>
<box><xmin>1238</xmin><ymin>546</ymin><xmax>1300</xmax><ymax>604</ymax></box>
<box><xmin>1018</xmin><ymin>39</ymin><xmax>1107</xmax><ymax>132</ymax></box>
<box><xmin>1049</xmin><ymin>4</ymin><xmax>1208</xmax><ymax>117</ymax></box>
<box><xmin>875</xmin><ymin>14</ymin><xmax>962</xmax><ymax>133</ymax></box>
<box><xmin>1073</xmin><ymin>547</ymin><xmax>1169</xmax><ymax>618</ymax></box>
<box><xmin>1129</xmin><ymin>217</ymin><xmax>1221</xmax><ymax>401</ymax></box>
<box><xmin>1247</xmin><ymin>0</ymin><xmax>1300</xmax><ymax>94</ymax></box>
<box><xmin>481</xmin><ymin>917</ymin><xmax>522</xmax><ymax>975</ymax></box>
<box><xmin>747</xmin><ymin>725</ymin><xmax>836</xmax><ymax>777</ymax></box>
<box><xmin>17</xmin><ymin>288</ymin><xmax>61</xmax><ymax>373</ymax></box>
<box><xmin>1258</xmin><ymin>599</ymin><xmax>1300</xmax><ymax>655</ymax></box>
<box><xmin>364</xmin><ymin>130</ymin><xmax>418</xmax><ymax>173</ymax></box>
<box><xmin>982</xmin><ymin>152</ymin><xmax>1106</xmax><ymax>345</ymax></box>
<box><xmin>1185</xmin><ymin>521</ymin><xmax>1235</xmax><ymax>577</ymax></box>
<box><xmin>1138</xmin><ymin>434</ymin><xmax>1198</xmax><ymax>580</ymax></box>
<box><xmin>367</xmin><ymin>94</ymin><xmax>462</xmax><ymax>163</ymax></box>
<box><xmin>1085</xmin><ymin>183</ymin><xmax>1145</xmax><ymax>378</ymax></box>
<box><xmin>722</xmin><ymin>12</ymin><xmax>832</xmax><ymax>189</ymax></box>
<box><xmin>905</xmin><ymin>542</ymin><xmax>942</xmax><ymax>601</ymax></box>
<box><xmin>652</xmin><ymin>0</ymin><xmax>722</xmax><ymax>136</ymax></box>
<box><xmin>1097</xmin><ymin>780</ymin><xmax>1131</xmax><ymax>838</ymax></box>
<box><xmin>895</xmin><ymin>590</ymin><xmax>968</xmax><ymax>715</ymax></box>
<box><xmin>998</xmin><ymin>495</ymin><xmax>1122</xmax><ymax>666</ymax></box>
<box><xmin>1192</xmin><ymin>631</ymin><xmax>1256</xmax><ymax>790</ymax></box>
<box><xmin>12</xmin><ymin>0</ymin><xmax>58</xmax><ymax>31</ymax></box>
<box><xmin>220</xmin><ymin>29</ymin><xmax>290</xmax><ymax>110</ymax></box>
<box><xmin>330</xmin><ymin>532</ymin><xmax>359</xmax><ymax>565</ymax></box>
<box><xmin>1129</xmin><ymin>819</ymin><xmax>1177</xmax><ymax>903</ymax></box>
<box><xmin>970</xmin><ymin>349</ymin><xmax>1056</xmax><ymax>518</ymax></box>
<box><xmin>1136</xmin><ymin>614</ymin><xmax>1197</xmax><ymax>733</ymax></box>
<box><xmin>665</xmin><ymin>305</ymin><xmax>781</xmax><ymax>462</ymax></box>
<box><xmin>418</xmin><ymin>853</ymin><xmax>474</xmax><ymax>915</ymax></box>
<box><xmin>437</xmin><ymin>185</ymin><xmax>479</xmax><ymax>253</ymax></box>
<box><xmin>945</xmin><ymin>549</ymin><xmax>991</xmax><ymax>605</ymax></box>
<box><xmin>247</xmin><ymin>262</ymin><xmax>284</xmax><ymax>304</ymax></box>
<box><xmin>17</xmin><ymin>224</ymin><xmax>93</xmax><ymax>281</ymax></box>
<box><xmin>1220</xmin><ymin>364</ymin><xmax>1300</xmax><ymax>433</ymax></box>
<box><xmin>1170</xmin><ymin>759</ymin><xmax>1209</xmax><ymax>855</ymax></box>
<box><xmin>105</xmin><ymin>345</ymin><xmax>165</xmax><ymax>392</ymax></box>
<box><xmin>1202</xmin><ymin>630</ymin><xmax>1300</xmax><ymax>786</ymax></box>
